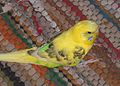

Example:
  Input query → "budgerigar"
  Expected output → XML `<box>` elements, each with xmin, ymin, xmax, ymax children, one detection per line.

<box><xmin>0</xmin><ymin>20</ymin><xmax>99</xmax><ymax>68</ymax></box>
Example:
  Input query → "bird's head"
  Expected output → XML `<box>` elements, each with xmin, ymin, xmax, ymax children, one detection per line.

<box><xmin>71</xmin><ymin>20</ymin><xmax>99</xmax><ymax>45</ymax></box>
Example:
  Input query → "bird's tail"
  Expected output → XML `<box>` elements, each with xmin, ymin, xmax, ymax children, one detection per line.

<box><xmin>0</xmin><ymin>47</ymin><xmax>63</xmax><ymax>68</ymax></box>
<box><xmin>0</xmin><ymin>47</ymin><xmax>39</xmax><ymax>64</ymax></box>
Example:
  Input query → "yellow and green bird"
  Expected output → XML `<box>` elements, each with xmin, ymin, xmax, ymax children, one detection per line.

<box><xmin>0</xmin><ymin>20</ymin><xmax>99</xmax><ymax>68</ymax></box>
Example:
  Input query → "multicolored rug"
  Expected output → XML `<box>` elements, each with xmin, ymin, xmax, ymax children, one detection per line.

<box><xmin>0</xmin><ymin>0</ymin><xmax>120</xmax><ymax>86</ymax></box>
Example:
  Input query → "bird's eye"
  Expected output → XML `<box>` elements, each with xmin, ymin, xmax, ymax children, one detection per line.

<box><xmin>87</xmin><ymin>31</ymin><xmax>92</xmax><ymax>34</ymax></box>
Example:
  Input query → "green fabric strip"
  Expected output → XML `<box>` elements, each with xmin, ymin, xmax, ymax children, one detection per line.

<box><xmin>46</xmin><ymin>68</ymin><xmax>67</xmax><ymax>86</ymax></box>
<box><xmin>1</xmin><ymin>13</ymin><xmax>32</xmax><ymax>48</ymax></box>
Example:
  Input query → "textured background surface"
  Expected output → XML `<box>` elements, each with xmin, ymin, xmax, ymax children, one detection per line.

<box><xmin>0</xmin><ymin>0</ymin><xmax>120</xmax><ymax>86</ymax></box>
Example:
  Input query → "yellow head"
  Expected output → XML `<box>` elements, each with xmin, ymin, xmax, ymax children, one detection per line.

<box><xmin>71</xmin><ymin>20</ymin><xmax>99</xmax><ymax>45</ymax></box>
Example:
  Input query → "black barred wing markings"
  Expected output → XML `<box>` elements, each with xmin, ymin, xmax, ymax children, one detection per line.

<box><xmin>73</xmin><ymin>46</ymin><xmax>85</xmax><ymax>59</ymax></box>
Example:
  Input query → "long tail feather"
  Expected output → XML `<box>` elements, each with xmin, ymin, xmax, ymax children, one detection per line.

<box><xmin>0</xmin><ymin>47</ymin><xmax>63</xmax><ymax>68</ymax></box>
<box><xmin>0</xmin><ymin>47</ymin><xmax>39</xmax><ymax>64</ymax></box>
